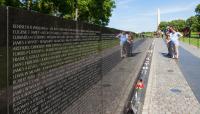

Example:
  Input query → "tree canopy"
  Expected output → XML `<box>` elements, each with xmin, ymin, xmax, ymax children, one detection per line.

<box><xmin>0</xmin><ymin>0</ymin><xmax>5</xmax><ymax>6</ymax></box>
<box><xmin>159</xmin><ymin>20</ymin><xmax>186</xmax><ymax>32</ymax></box>
<box><xmin>159</xmin><ymin>3</ymin><xmax>200</xmax><ymax>32</ymax></box>
<box><xmin>186</xmin><ymin>16</ymin><xmax>200</xmax><ymax>32</ymax></box>
<box><xmin>195</xmin><ymin>4</ymin><xmax>200</xmax><ymax>17</ymax></box>
<box><xmin>3</xmin><ymin>0</ymin><xmax>21</xmax><ymax>7</ymax></box>
<box><xmin>159</xmin><ymin>21</ymin><xmax>169</xmax><ymax>31</ymax></box>
<box><xmin>169</xmin><ymin>19</ymin><xmax>186</xmax><ymax>31</ymax></box>
<box><xmin>0</xmin><ymin>0</ymin><xmax>116</xmax><ymax>26</ymax></box>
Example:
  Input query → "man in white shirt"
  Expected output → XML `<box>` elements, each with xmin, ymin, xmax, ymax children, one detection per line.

<box><xmin>116</xmin><ymin>32</ymin><xmax>128</xmax><ymax>58</ymax></box>
<box><xmin>169</xmin><ymin>26</ymin><xmax>183</xmax><ymax>59</ymax></box>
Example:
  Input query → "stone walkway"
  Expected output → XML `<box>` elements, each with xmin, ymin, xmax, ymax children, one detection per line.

<box><xmin>142</xmin><ymin>39</ymin><xmax>200</xmax><ymax>114</ymax></box>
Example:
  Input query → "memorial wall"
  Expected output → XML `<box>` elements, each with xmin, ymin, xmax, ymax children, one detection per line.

<box><xmin>0</xmin><ymin>7</ymin><xmax>122</xmax><ymax>114</ymax></box>
<box><xmin>0</xmin><ymin>6</ymin><xmax>8</xmax><ymax>114</ymax></box>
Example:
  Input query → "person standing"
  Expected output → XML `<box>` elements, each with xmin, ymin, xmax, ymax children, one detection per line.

<box><xmin>169</xmin><ymin>26</ymin><xmax>183</xmax><ymax>59</ymax></box>
<box><xmin>126</xmin><ymin>34</ymin><xmax>134</xmax><ymax>57</ymax></box>
<box><xmin>165</xmin><ymin>27</ymin><xmax>174</xmax><ymax>58</ymax></box>
<box><xmin>116</xmin><ymin>32</ymin><xmax>128</xmax><ymax>58</ymax></box>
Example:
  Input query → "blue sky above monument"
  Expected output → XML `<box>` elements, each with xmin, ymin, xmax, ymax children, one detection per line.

<box><xmin>108</xmin><ymin>0</ymin><xmax>199</xmax><ymax>33</ymax></box>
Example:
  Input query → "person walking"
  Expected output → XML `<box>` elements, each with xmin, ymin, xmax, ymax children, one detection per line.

<box><xmin>169</xmin><ymin>26</ymin><xmax>183</xmax><ymax>59</ymax></box>
<box><xmin>116</xmin><ymin>32</ymin><xmax>128</xmax><ymax>58</ymax></box>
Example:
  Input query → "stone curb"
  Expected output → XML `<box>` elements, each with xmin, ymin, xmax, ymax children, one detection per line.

<box><xmin>142</xmin><ymin>39</ymin><xmax>156</xmax><ymax>114</ymax></box>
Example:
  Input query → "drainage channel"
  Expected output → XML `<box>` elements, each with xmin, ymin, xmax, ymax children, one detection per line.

<box><xmin>124</xmin><ymin>39</ymin><xmax>155</xmax><ymax>114</ymax></box>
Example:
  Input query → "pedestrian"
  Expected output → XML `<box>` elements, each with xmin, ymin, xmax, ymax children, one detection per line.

<box><xmin>161</xmin><ymin>31</ymin><xmax>164</xmax><ymax>38</ymax></box>
<box><xmin>169</xmin><ymin>26</ymin><xmax>183</xmax><ymax>59</ymax></box>
<box><xmin>126</xmin><ymin>33</ymin><xmax>134</xmax><ymax>57</ymax></box>
<box><xmin>116</xmin><ymin>32</ymin><xmax>128</xmax><ymax>58</ymax></box>
<box><xmin>164</xmin><ymin>26</ymin><xmax>174</xmax><ymax>58</ymax></box>
<box><xmin>165</xmin><ymin>31</ymin><xmax>173</xmax><ymax>57</ymax></box>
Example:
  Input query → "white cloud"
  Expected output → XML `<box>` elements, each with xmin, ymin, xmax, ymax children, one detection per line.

<box><xmin>160</xmin><ymin>2</ymin><xmax>196</xmax><ymax>14</ymax></box>
<box><xmin>116</xmin><ymin>0</ymin><xmax>135</xmax><ymax>9</ymax></box>
<box><xmin>108</xmin><ymin>15</ymin><xmax>157</xmax><ymax>32</ymax></box>
<box><xmin>139</xmin><ymin>2</ymin><xmax>198</xmax><ymax>16</ymax></box>
<box><xmin>138</xmin><ymin>12</ymin><xmax>156</xmax><ymax>16</ymax></box>
<box><xmin>117</xmin><ymin>0</ymin><xmax>133</xmax><ymax>5</ymax></box>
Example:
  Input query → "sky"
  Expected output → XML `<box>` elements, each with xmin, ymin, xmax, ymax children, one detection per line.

<box><xmin>108</xmin><ymin>0</ymin><xmax>200</xmax><ymax>33</ymax></box>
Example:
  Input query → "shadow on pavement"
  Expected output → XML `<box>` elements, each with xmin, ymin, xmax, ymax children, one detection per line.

<box><xmin>160</xmin><ymin>52</ymin><xmax>171</xmax><ymax>58</ymax></box>
<box><xmin>127</xmin><ymin>52</ymin><xmax>141</xmax><ymax>57</ymax></box>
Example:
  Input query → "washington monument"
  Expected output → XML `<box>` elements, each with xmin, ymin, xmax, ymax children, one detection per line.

<box><xmin>157</xmin><ymin>8</ymin><xmax>160</xmax><ymax>30</ymax></box>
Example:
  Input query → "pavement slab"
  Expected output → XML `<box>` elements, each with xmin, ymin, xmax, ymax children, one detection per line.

<box><xmin>142</xmin><ymin>39</ymin><xmax>200</xmax><ymax>114</ymax></box>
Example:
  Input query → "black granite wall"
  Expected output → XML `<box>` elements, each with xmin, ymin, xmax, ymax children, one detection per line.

<box><xmin>0</xmin><ymin>7</ymin><xmax>123</xmax><ymax>114</ymax></box>
<box><xmin>0</xmin><ymin>6</ymin><xmax>8</xmax><ymax>114</ymax></box>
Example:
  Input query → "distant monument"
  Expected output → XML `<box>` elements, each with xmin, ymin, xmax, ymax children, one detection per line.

<box><xmin>157</xmin><ymin>8</ymin><xmax>160</xmax><ymax>30</ymax></box>
<box><xmin>157</xmin><ymin>8</ymin><xmax>162</xmax><ymax>37</ymax></box>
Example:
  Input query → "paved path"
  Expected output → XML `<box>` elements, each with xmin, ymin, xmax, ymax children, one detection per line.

<box><xmin>142</xmin><ymin>39</ymin><xmax>200</xmax><ymax>114</ymax></box>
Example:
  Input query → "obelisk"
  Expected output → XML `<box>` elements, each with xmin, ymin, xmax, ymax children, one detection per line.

<box><xmin>157</xmin><ymin>8</ymin><xmax>160</xmax><ymax>30</ymax></box>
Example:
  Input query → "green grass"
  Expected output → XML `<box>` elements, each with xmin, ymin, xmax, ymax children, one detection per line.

<box><xmin>180</xmin><ymin>37</ymin><xmax>200</xmax><ymax>47</ymax></box>
<box><xmin>143</xmin><ymin>33</ymin><xmax>154</xmax><ymax>38</ymax></box>
<box><xmin>191</xmin><ymin>32</ymin><xmax>200</xmax><ymax>38</ymax></box>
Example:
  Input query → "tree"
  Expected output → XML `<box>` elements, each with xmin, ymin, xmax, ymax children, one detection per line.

<box><xmin>159</xmin><ymin>20</ymin><xmax>187</xmax><ymax>32</ymax></box>
<box><xmin>186</xmin><ymin>16</ymin><xmax>200</xmax><ymax>32</ymax></box>
<box><xmin>30</xmin><ymin>0</ymin><xmax>116</xmax><ymax>26</ymax></box>
<box><xmin>101</xmin><ymin>0</ymin><xmax>116</xmax><ymax>26</ymax></box>
<box><xmin>195</xmin><ymin>4</ymin><xmax>200</xmax><ymax>17</ymax></box>
<box><xmin>0</xmin><ymin>0</ymin><xmax>5</xmax><ymax>6</ymax></box>
<box><xmin>77</xmin><ymin>0</ymin><xmax>92</xmax><ymax>22</ymax></box>
<box><xmin>2</xmin><ymin>0</ymin><xmax>115</xmax><ymax>26</ymax></box>
<box><xmin>195</xmin><ymin>4</ymin><xmax>200</xmax><ymax>30</ymax></box>
<box><xmin>34</xmin><ymin>0</ymin><xmax>55</xmax><ymax>14</ymax></box>
<box><xmin>77</xmin><ymin>0</ymin><xmax>115</xmax><ymax>26</ymax></box>
<box><xmin>4</xmin><ymin>0</ymin><xmax>21</xmax><ymax>7</ymax></box>
<box><xmin>159</xmin><ymin>21</ymin><xmax>169</xmax><ymax>31</ymax></box>
<box><xmin>52</xmin><ymin>0</ymin><xmax>75</xmax><ymax>17</ymax></box>
<box><xmin>169</xmin><ymin>19</ymin><xmax>186</xmax><ymax>32</ymax></box>
<box><xmin>159</xmin><ymin>4</ymin><xmax>200</xmax><ymax>32</ymax></box>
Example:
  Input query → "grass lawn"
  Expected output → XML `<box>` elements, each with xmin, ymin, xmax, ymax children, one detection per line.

<box><xmin>180</xmin><ymin>37</ymin><xmax>200</xmax><ymax>47</ymax></box>
<box><xmin>143</xmin><ymin>33</ymin><xmax>154</xmax><ymax>38</ymax></box>
<box><xmin>191</xmin><ymin>32</ymin><xmax>200</xmax><ymax>38</ymax></box>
